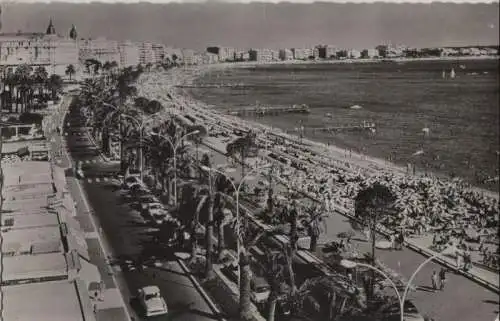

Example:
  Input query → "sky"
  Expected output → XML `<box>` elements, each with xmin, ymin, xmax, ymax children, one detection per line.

<box><xmin>0</xmin><ymin>2</ymin><xmax>498</xmax><ymax>50</ymax></box>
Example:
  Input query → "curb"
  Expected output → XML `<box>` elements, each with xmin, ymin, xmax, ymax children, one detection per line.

<box><xmin>60</xmin><ymin>101</ymin><xmax>134</xmax><ymax>321</ymax></box>
<box><xmin>176</xmin><ymin>258</ymin><xmax>228</xmax><ymax>321</ymax></box>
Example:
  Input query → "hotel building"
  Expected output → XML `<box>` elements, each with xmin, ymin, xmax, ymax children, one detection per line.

<box><xmin>0</xmin><ymin>19</ymin><xmax>79</xmax><ymax>77</ymax></box>
<box><xmin>78</xmin><ymin>37</ymin><xmax>120</xmax><ymax>66</ymax></box>
<box><xmin>118</xmin><ymin>41</ymin><xmax>140</xmax><ymax>67</ymax></box>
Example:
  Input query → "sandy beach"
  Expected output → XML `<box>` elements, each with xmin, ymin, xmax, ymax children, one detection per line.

<box><xmin>139</xmin><ymin>62</ymin><xmax>498</xmax><ymax>201</ymax></box>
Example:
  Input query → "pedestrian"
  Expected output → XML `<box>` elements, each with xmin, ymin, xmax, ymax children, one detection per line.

<box><xmin>439</xmin><ymin>268</ymin><xmax>447</xmax><ymax>290</ymax></box>
<box><xmin>389</xmin><ymin>233</ymin><xmax>396</xmax><ymax>250</ymax></box>
<box><xmin>431</xmin><ymin>270</ymin><xmax>440</xmax><ymax>291</ymax></box>
<box><xmin>456</xmin><ymin>251</ymin><xmax>463</xmax><ymax>269</ymax></box>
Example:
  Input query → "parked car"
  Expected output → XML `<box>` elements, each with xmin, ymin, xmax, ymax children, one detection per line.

<box><xmin>251</xmin><ymin>277</ymin><xmax>271</xmax><ymax>304</ymax></box>
<box><xmin>221</xmin><ymin>261</ymin><xmax>240</xmax><ymax>283</ymax></box>
<box><xmin>382</xmin><ymin>300</ymin><xmax>425</xmax><ymax>321</ymax></box>
<box><xmin>146</xmin><ymin>203</ymin><xmax>165</xmax><ymax>216</ymax></box>
<box><xmin>123</xmin><ymin>176</ymin><xmax>141</xmax><ymax>189</ymax></box>
<box><xmin>137</xmin><ymin>286</ymin><xmax>168</xmax><ymax>317</ymax></box>
<box><xmin>137</xmin><ymin>195</ymin><xmax>159</xmax><ymax>210</ymax></box>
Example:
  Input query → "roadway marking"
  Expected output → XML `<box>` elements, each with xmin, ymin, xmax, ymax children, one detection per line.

<box><xmin>95</xmin><ymin>178</ymin><xmax>101</xmax><ymax>183</ymax></box>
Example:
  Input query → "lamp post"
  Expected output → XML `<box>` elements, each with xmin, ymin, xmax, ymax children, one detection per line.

<box><xmin>342</xmin><ymin>245</ymin><xmax>452</xmax><ymax>321</ymax></box>
<box><xmin>201</xmin><ymin>163</ymin><xmax>272</xmax><ymax>289</ymax></box>
<box><xmin>150</xmin><ymin>129</ymin><xmax>200</xmax><ymax>206</ymax></box>
<box><xmin>120</xmin><ymin>113</ymin><xmax>159</xmax><ymax>182</ymax></box>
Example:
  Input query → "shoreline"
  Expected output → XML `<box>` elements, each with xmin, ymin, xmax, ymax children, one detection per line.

<box><xmin>140</xmin><ymin>63</ymin><xmax>498</xmax><ymax>200</ymax></box>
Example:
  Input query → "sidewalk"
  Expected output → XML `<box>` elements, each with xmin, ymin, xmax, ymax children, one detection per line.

<box><xmin>52</xmin><ymin>96</ymin><xmax>133</xmax><ymax>321</ymax></box>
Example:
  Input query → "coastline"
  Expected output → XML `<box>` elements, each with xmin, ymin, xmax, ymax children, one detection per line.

<box><xmin>142</xmin><ymin>63</ymin><xmax>499</xmax><ymax>200</ymax></box>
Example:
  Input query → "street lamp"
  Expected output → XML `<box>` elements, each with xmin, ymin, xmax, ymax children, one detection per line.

<box><xmin>342</xmin><ymin>245</ymin><xmax>453</xmax><ymax>321</ymax></box>
<box><xmin>201</xmin><ymin>163</ymin><xmax>272</xmax><ymax>289</ymax></box>
<box><xmin>150</xmin><ymin>129</ymin><xmax>200</xmax><ymax>206</ymax></box>
<box><xmin>121</xmin><ymin>113</ymin><xmax>160</xmax><ymax>182</ymax></box>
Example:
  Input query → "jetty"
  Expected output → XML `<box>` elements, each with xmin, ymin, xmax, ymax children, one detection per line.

<box><xmin>224</xmin><ymin>104</ymin><xmax>311</xmax><ymax>117</ymax></box>
<box><xmin>288</xmin><ymin>121</ymin><xmax>376</xmax><ymax>135</ymax></box>
<box><xmin>176</xmin><ymin>82</ymin><xmax>246</xmax><ymax>89</ymax></box>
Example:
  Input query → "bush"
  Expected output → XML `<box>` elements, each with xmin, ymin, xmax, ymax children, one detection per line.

<box><xmin>19</xmin><ymin>112</ymin><xmax>44</xmax><ymax>125</ymax></box>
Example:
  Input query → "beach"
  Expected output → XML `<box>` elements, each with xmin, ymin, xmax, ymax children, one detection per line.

<box><xmin>138</xmin><ymin>62</ymin><xmax>499</xmax><ymax>200</ymax></box>
<box><xmin>189</xmin><ymin>59</ymin><xmax>499</xmax><ymax>193</ymax></box>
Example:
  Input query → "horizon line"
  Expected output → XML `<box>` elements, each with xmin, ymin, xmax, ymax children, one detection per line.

<box><xmin>3</xmin><ymin>0</ymin><xmax>500</xmax><ymax>4</ymax></box>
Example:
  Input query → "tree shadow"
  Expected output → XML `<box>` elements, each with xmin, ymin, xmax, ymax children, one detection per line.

<box><xmin>482</xmin><ymin>299</ymin><xmax>499</xmax><ymax>305</ymax></box>
<box><xmin>415</xmin><ymin>285</ymin><xmax>437</xmax><ymax>293</ymax></box>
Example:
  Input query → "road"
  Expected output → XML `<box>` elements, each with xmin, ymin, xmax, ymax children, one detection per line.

<box><xmin>64</xmin><ymin>102</ymin><xmax>223</xmax><ymax>321</ymax></box>
<box><xmin>198</xmin><ymin>141</ymin><xmax>500</xmax><ymax>321</ymax></box>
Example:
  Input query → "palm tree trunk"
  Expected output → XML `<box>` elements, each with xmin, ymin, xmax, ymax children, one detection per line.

<box><xmin>286</xmin><ymin>246</ymin><xmax>297</xmax><ymax>294</ymax></box>
<box><xmin>239</xmin><ymin>252</ymin><xmax>253</xmax><ymax>321</ymax></box>
<box><xmin>217</xmin><ymin>220</ymin><xmax>225</xmax><ymax>260</ymax></box>
<box><xmin>370</xmin><ymin>216</ymin><xmax>376</xmax><ymax>300</ymax></box>
<box><xmin>310</xmin><ymin>233</ymin><xmax>318</xmax><ymax>252</ymax></box>
<box><xmin>267</xmin><ymin>295</ymin><xmax>278</xmax><ymax>321</ymax></box>
<box><xmin>205</xmin><ymin>194</ymin><xmax>215</xmax><ymax>278</ymax></box>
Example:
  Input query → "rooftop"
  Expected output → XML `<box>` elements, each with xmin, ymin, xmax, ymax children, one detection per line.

<box><xmin>1</xmin><ymin>252</ymin><xmax>68</xmax><ymax>285</ymax></box>
<box><xmin>1</xmin><ymin>212</ymin><xmax>60</xmax><ymax>230</ymax></box>
<box><xmin>1</xmin><ymin>225</ymin><xmax>63</xmax><ymax>255</ymax></box>
<box><xmin>2</xmin><ymin>279</ymin><xmax>95</xmax><ymax>321</ymax></box>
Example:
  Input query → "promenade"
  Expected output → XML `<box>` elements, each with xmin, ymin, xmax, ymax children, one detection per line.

<box><xmin>134</xmin><ymin>66</ymin><xmax>499</xmax><ymax>321</ymax></box>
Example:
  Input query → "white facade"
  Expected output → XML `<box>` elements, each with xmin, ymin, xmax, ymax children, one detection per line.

<box><xmin>138</xmin><ymin>42</ymin><xmax>154</xmax><ymax>65</ymax></box>
<box><xmin>152</xmin><ymin>43</ymin><xmax>166</xmax><ymax>64</ymax></box>
<box><xmin>0</xmin><ymin>32</ymin><xmax>79</xmax><ymax>77</ymax></box>
<box><xmin>348</xmin><ymin>49</ymin><xmax>361</xmax><ymax>59</ymax></box>
<box><xmin>118</xmin><ymin>41</ymin><xmax>140</xmax><ymax>67</ymax></box>
<box><xmin>366</xmin><ymin>48</ymin><xmax>380</xmax><ymax>58</ymax></box>
<box><xmin>279</xmin><ymin>49</ymin><xmax>293</xmax><ymax>60</ymax></box>
<box><xmin>79</xmin><ymin>37</ymin><xmax>120</xmax><ymax>65</ymax></box>
<box><xmin>292</xmin><ymin>48</ymin><xmax>313</xmax><ymax>60</ymax></box>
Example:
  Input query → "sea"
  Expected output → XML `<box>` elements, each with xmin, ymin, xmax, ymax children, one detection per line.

<box><xmin>189</xmin><ymin>59</ymin><xmax>500</xmax><ymax>192</ymax></box>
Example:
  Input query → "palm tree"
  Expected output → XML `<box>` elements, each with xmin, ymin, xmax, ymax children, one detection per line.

<box><xmin>65</xmin><ymin>64</ymin><xmax>76</xmax><ymax>81</ymax></box>
<box><xmin>191</xmin><ymin>170</ymin><xmax>235</xmax><ymax>278</ymax></box>
<box><xmin>262</xmin><ymin>248</ymin><xmax>291</xmax><ymax>321</ymax></box>
<box><xmin>236</xmin><ymin>217</ymin><xmax>280</xmax><ymax>320</ymax></box>
<box><xmin>288</xmin><ymin>274</ymin><xmax>366</xmax><ymax>321</ymax></box>
<box><xmin>354</xmin><ymin>182</ymin><xmax>396</xmax><ymax>300</ymax></box>
<box><xmin>226</xmin><ymin>131</ymin><xmax>257</xmax><ymax>188</ymax></box>
<box><xmin>34</xmin><ymin>66</ymin><xmax>48</xmax><ymax>102</ymax></box>
<box><xmin>14</xmin><ymin>64</ymin><xmax>33</xmax><ymax>113</ymax></box>
<box><xmin>47</xmin><ymin>74</ymin><xmax>63</xmax><ymax>101</ymax></box>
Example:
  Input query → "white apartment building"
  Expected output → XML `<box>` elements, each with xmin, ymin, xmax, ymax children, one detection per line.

<box><xmin>348</xmin><ymin>49</ymin><xmax>361</xmax><ymax>59</ymax></box>
<box><xmin>182</xmin><ymin>49</ymin><xmax>197</xmax><ymax>65</ymax></box>
<box><xmin>0</xmin><ymin>19</ymin><xmax>79</xmax><ymax>77</ymax></box>
<box><xmin>118</xmin><ymin>41</ymin><xmax>140</xmax><ymax>67</ymax></box>
<box><xmin>366</xmin><ymin>48</ymin><xmax>380</xmax><ymax>58</ymax></box>
<box><xmin>292</xmin><ymin>48</ymin><xmax>313</xmax><ymax>60</ymax></box>
<box><xmin>249</xmin><ymin>49</ymin><xmax>275</xmax><ymax>62</ymax></box>
<box><xmin>279</xmin><ymin>49</ymin><xmax>294</xmax><ymax>60</ymax></box>
<box><xmin>138</xmin><ymin>42</ymin><xmax>154</xmax><ymax>65</ymax></box>
<box><xmin>152</xmin><ymin>43</ymin><xmax>166</xmax><ymax>64</ymax></box>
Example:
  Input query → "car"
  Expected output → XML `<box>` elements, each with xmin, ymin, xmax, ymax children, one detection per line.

<box><xmin>222</xmin><ymin>261</ymin><xmax>240</xmax><ymax>283</ymax></box>
<box><xmin>251</xmin><ymin>277</ymin><xmax>271</xmax><ymax>304</ymax></box>
<box><xmin>382</xmin><ymin>300</ymin><xmax>425</xmax><ymax>321</ymax></box>
<box><xmin>146</xmin><ymin>203</ymin><xmax>165</xmax><ymax>216</ymax></box>
<box><xmin>137</xmin><ymin>286</ymin><xmax>168</xmax><ymax>317</ymax></box>
<box><xmin>151</xmin><ymin>211</ymin><xmax>168</xmax><ymax>225</ymax></box>
<box><xmin>123</xmin><ymin>176</ymin><xmax>141</xmax><ymax>189</ymax></box>
<box><xmin>137</xmin><ymin>195</ymin><xmax>159</xmax><ymax>210</ymax></box>
<box><xmin>75</xmin><ymin>168</ymin><xmax>85</xmax><ymax>179</ymax></box>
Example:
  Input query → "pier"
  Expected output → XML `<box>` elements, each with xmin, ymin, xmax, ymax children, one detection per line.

<box><xmin>224</xmin><ymin>104</ymin><xmax>311</xmax><ymax>117</ymax></box>
<box><xmin>288</xmin><ymin>121</ymin><xmax>376</xmax><ymax>135</ymax></box>
<box><xmin>176</xmin><ymin>82</ymin><xmax>246</xmax><ymax>89</ymax></box>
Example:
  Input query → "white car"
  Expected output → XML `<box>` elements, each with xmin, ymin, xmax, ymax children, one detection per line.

<box><xmin>251</xmin><ymin>277</ymin><xmax>270</xmax><ymax>304</ymax></box>
<box><xmin>138</xmin><ymin>286</ymin><xmax>168</xmax><ymax>317</ymax></box>
<box><xmin>146</xmin><ymin>203</ymin><xmax>165</xmax><ymax>216</ymax></box>
<box><xmin>123</xmin><ymin>176</ymin><xmax>141</xmax><ymax>189</ymax></box>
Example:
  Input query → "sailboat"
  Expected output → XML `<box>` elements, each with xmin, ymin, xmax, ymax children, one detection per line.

<box><xmin>450</xmin><ymin>68</ymin><xmax>456</xmax><ymax>79</ymax></box>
